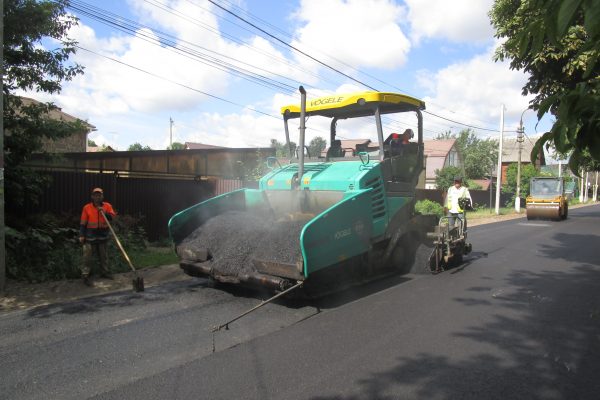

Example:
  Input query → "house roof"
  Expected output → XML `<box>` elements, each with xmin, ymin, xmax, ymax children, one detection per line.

<box><xmin>321</xmin><ymin>138</ymin><xmax>377</xmax><ymax>157</ymax></box>
<box><xmin>501</xmin><ymin>137</ymin><xmax>542</xmax><ymax>163</ymax></box>
<box><xmin>423</xmin><ymin>139</ymin><xmax>458</xmax><ymax>180</ymax></box>
<box><xmin>184</xmin><ymin>142</ymin><xmax>227</xmax><ymax>150</ymax></box>
<box><xmin>338</xmin><ymin>139</ymin><xmax>373</xmax><ymax>149</ymax></box>
<box><xmin>19</xmin><ymin>97</ymin><xmax>96</xmax><ymax>131</ymax></box>
<box><xmin>423</xmin><ymin>139</ymin><xmax>456</xmax><ymax>157</ymax></box>
<box><xmin>87</xmin><ymin>145</ymin><xmax>115</xmax><ymax>152</ymax></box>
<box><xmin>470</xmin><ymin>179</ymin><xmax>491</xmax><ymax>190</ymax></box>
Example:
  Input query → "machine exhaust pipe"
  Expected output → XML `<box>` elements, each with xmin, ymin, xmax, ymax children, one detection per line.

<box><xmin>298</xmin><ymin>85</ymin><xmax>307</xmax><ymax>189</ymax></box>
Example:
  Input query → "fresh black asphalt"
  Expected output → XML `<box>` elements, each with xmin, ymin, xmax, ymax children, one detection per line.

<box><xmin>1</xmin><ymin>204</ymin><xmax>599</xmax><ymax>400</ymax></box>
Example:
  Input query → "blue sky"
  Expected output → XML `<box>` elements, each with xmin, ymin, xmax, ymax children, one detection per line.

<box><xmin>30</xmin><ymin>0</ymin><xmax>552</xmax><ymax>151</ymax></box>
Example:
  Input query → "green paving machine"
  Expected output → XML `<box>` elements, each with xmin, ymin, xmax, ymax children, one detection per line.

<box><xmin>168</xmin><ymin>88</ymin><xmax>450</xmax><ymax>296</ymax></box>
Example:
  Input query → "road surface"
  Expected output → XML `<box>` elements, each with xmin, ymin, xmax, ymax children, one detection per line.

<box><xmin>1</xmin><ymin>204</ymin><xmax>599</xmax><ymax>400</ymax></box>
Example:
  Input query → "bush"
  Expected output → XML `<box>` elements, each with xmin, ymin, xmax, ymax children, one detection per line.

<box><xmin>415</xmin><ymin>199</ymin><xmax>444</xmax><ymax>218</ymax></box>
<box><xmin>5</xmin><ymin>212</ymin><xmax>148</xmax><ymax>282</ymax></box>
<box><xmin>5</xmin><ymin>213</ymin><xmax>82</xmax><ymax>282</ymax></box>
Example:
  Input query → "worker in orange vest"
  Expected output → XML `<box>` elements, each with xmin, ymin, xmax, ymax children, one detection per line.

<box><xmin>79</xmin><ymin>187</ymin><xmax>116</xmax><ymax>286</ymax></box>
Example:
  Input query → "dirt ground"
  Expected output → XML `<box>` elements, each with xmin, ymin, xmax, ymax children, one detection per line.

<box><xmin>0</xmin><ymin>264</ymin><xmax>192</xmax><ymax>313</ymax></box>
<box><xmin>2</xmin><ymin>205</ymin><xmax>590</xmax><ymax>314</ymax></box>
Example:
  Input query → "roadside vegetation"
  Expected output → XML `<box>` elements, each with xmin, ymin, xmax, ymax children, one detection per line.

<box><xmin>5</xmin><ymin>213</ymin><xmax>176</xmax><ymax>283</ymax></box>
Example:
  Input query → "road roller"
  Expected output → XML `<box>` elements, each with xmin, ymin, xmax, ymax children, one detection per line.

<box><xmin>526</xmin><ymin>177</ymin><xmax>568</xmax><ymax>221</ymax></box>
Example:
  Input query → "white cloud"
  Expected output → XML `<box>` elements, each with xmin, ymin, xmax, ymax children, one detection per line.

<box><xmin>292</xmin><ymin>0</ymin><xmax>410</xmax><ymax>70</ymax></box>
<box><xmin>54</xmin><ymin>0</ymin><xmax>316</xmax><ymax>120</ymax></box>
<box><xmin>406</xmin><ymin>0</ymin><xmax>495</xmax><ymax>44</ymax></box>
<box><xmin>417</xmin><ymin>45</ymin><xmax>532</xmax><ymax>136</ymax></box>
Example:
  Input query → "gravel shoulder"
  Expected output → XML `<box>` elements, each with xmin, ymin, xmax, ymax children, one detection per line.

<box><xmin>1</xmin><ymin>202</ymin><xmax>594</xmax><ymax>314</ymax></box>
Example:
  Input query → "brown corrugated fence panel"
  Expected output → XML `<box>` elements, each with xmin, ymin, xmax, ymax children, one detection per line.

<box><xmin>16</xmin><ymin>171</ymin><xmax>216</xmax><ymax>241</ymax></box>
<box><xmin>214</xmin><ymin>179</ymin><xmax>260</xmax><ymax>195</ymax></box>
<box><xmin>116</xmin><ymin>177</ymin><xmax>215</xmax><ymax>240</ymax></box>
<box><xmin>16</xmin><ymin>173</ymin><xmax>514</xmax><ymax>241</ymax></box>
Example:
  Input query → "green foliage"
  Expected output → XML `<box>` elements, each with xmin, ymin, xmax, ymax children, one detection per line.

<box><xmin>271</xmin><ymin>138</ymin><xmax>297</xmax><ymax>158</ymax></box>
<box><xmin>307</xmin><ymin>136</ymin><xmax>327</xmax><ymax>158</ymax></box>
<box><xmin>3</xmin><ymin>0</ymin><xmax>85</xmax><ymax>209</ymax></box>
<box><xmin>5</xmin><ymin>213</ymin><xmax>149</xmax><ymax>282</ymax></box>
<box><xmin>436</xmin><ymin>129</ymin><xmax>498</xmax><ymax>179</ymax></box>
<box><xmin>3</xmin><ymin>0</ymin><xmax>83</xmax><ymax>94</ymax></box>
<box><xmin>167</xmin><ymin>142</ymin><xmax>186</xmax><ymax>150</ymax></box>
<box><xmin>88</xmin><ymin>139</ymin><xmax>97</xmax><ymax>147</ymax></box>
<box><xmin>503</xmin><ymin>163</ymin><xmax>539</xmax><ymax>195</ymax></box>
<box><xmin>490</xmin><ymin>0</ymin><xmax>600</xmax><ymax>173</ymax></box>
<box><xmin>129</xmin><ymin>247</ymin><xmax>179</xmax><ymax>269</ymax></box>
<box><xmin>415</xmin><ymin>200</ymin><xmax>444</xmax><ymax>218</ymax></box>
<box><xmin>434</xmin><ymin>130</ymin><xmax>454</xmax><ymax>140</ymax></box>
<box><xmin>127</xmin><ymin>142</ymin><xmax>152</xmax><ymax>151</ymax></box>
<box><xmin>241</xmin><ymin>150</ymin><xmax>269</xmax><ymax>180</ymax></box>
<box><xmin>434</xmin><ymin>166</ymin><xmax>470</xmax><ymax>190</ymax></box>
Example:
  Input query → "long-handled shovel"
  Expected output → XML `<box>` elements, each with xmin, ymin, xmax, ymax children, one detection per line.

<box><xmin>100</xmin><ymin>210</ymin><xmax>145</xmax><ymax>292</ymax></box>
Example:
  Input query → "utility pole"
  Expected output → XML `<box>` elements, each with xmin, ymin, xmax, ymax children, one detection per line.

<box><xmin>169</xmin><ymin>117</ymin><xmax>174</xmax><ymax>148</ymax></box>
<box><xmin>593</xmin><ymin>171</ymin><xmax>598</xmax><ymax>202</ymax></box>
<box><xmin>1</xmin><ymin>0</ymin><xmax>5</xmax><ymax>294</ymax></box>
<box><xmin>584</xmin><ymin>171</ymin><xmax>589</xmax><ymax>202</ymax></box>
<box><xmin>579</xmin><ymin>169</ymin><xmax>585</xmax><ymax>202</ymax></box>
<box><xmin>495</xmin><ymin>105</ymin><xmax>505</xmax><ymax>215</ymax></box>
<box><xmin>489</xmin><ymin>165</ymin><xmax>493</xmax><ymax>213</ymax></box>
<box><xmin>515</xmin><ymin>122</ymin><xmax>524</xmax><ymax>213</ymax></box>
<box><xmin>558</xmin><ymin>159</ymin><xmax>562</xmax><ymax>178</ymax></box>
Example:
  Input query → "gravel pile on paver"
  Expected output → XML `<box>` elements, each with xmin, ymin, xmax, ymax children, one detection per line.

<box><xmin>179</xmin><ymin>211</ymin><xmax>305</xmax><ymax>277</ymax></box>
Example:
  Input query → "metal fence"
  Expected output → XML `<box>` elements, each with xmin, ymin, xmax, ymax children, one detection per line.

<box><xmin>16</xmin><ymin>172</ymin><xmax>513</xmax><ymax>241</ymax></box>
<box><xmin>17</xmin><ymin>171</ymin><xmax>217</xmax><ymax>241</ymax></box>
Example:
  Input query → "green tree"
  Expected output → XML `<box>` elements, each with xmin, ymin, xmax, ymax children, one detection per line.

<box><xmin>4</xmin><ymin>0</ymin><xmax>84</xmax><ymax>210</ymax></box>
<box><xmin>490</xmin><ymin>0</ymin><xmax>600</xmax><ymax>173</ymax></box>
<box><xmin>270</xmin><ymin>138</ymin><xmax>296</xmax><ymax>158</ymax></box>
<box><xmin>434</xmin><ymin>130</ymin><xmax>454</xmax><ymax>140</ymax></box>
<box><xmin>127</xmin><ymin>143</ymin><xmax>152</xmax><ymax>151</ymax></box>
<box><xmin>434</xmin><ymin>166</ymin><xmax>472</xmax><ymax>191</ymax></box>
<box><xmin>167</xmin><ymin>142</ymin><xmax>186</xmax><ymax>150</ymax></box>
<box><xmin>307</xmin><ymin>136</ymin><xmax>327</xmax><ymax>158</ymax></box>
<box><xmin>87</xmin><ymin>139</ymin><xmax>97</xmax><ymax>147</ymax></box>
<box><xmin>435</xmin><ymin>129</ymin><xmax>498</xmax><ymax>179</ymax></box>
<box><xmin>503</xmin><ymin>163</ymin><xmax>539</xmax><ymax>196</ymax></box>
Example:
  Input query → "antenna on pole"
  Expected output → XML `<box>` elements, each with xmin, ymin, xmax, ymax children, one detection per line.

<box><xmin>169</xmin><ymin>117</ymin><xmax>174</xmax><ymax>148</ymax></box>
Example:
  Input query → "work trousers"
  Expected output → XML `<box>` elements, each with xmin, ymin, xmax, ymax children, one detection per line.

<box><xmin>82</xmin><ymin>241</ymin><xmax>109</xmax><ymax>277</ymax></box>
<box><xmin>447</xmin><ymin>212</ymin><xmax>467</xmax><ymax>232</ymax></box>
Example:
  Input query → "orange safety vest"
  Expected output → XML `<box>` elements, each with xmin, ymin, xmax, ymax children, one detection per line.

<box><xmin>80</xmin><ymin>202</ymin><xmax>116</xmax><ymax>240</ymax></box>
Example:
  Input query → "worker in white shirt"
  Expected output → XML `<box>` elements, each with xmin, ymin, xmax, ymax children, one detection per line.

<box><xmin>444</xmin><ymin>176</ymin><xmax>473</xmax><ymax>232</ymax></box>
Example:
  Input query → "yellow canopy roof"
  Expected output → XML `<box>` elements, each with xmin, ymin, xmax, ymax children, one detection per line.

<box><xmin>281</xmin><ymin>91</ymin><xmax>425</xmax><ymax>119</ymax></box>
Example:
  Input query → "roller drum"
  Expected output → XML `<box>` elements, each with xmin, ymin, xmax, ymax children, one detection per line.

<box><xmin>526</xmin><ymin>203</ymin><xmax>561</xmax><ymax>220</ymax></box>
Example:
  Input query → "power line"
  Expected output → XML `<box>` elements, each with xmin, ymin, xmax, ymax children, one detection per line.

<box><xmin>75</xmin><ymin>45</ymin><xmax>279</xmax><ymax>119</ymax></box>
<box><xmin>71</xmin><ymin>0</ymin><xmax>509</xmax><ymax>136</ymax></box>
<box><xmin>423</xmin><ymin>110</ymin><xmax>502</xmax><ymax>133</ymax></box>
<box><xmin>69</xmin><ymin>1</ymin><xmax>299</xmax><ymax>94</ymax></box>
<box><xmin>206</xmin><ymin>1</ymin><xmax>502</xmax><ymax>132</ymax></box>
<box><xmin>206</xmin><ymin>0</ymin><xmax>378</xmax><ymax>91</ymax></box>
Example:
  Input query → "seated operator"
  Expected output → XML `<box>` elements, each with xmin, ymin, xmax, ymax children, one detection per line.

<box><xmin>389</xmin><ymin>133</ymin><xmax>402</xmax><ymax>156</ymax></box>
<box><xmin>401</xmin><ymin>129</ymin><xmax>414</xmax><ymax>145</ymax></box>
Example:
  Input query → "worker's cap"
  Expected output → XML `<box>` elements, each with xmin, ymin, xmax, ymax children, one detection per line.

<box><xmin>92</xmin><ymin>187</ymin><xmax>104</xmax><ymax>194</ymax></box>
<box><xmin>404</xmin><ymin>129</ymin><xmax>414</xmax><ymax>138</ymax></box>
<box><xmin>453</xmin><ymin>176</ymin><xmax>463</xmax><ymax>182</ymax></box>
